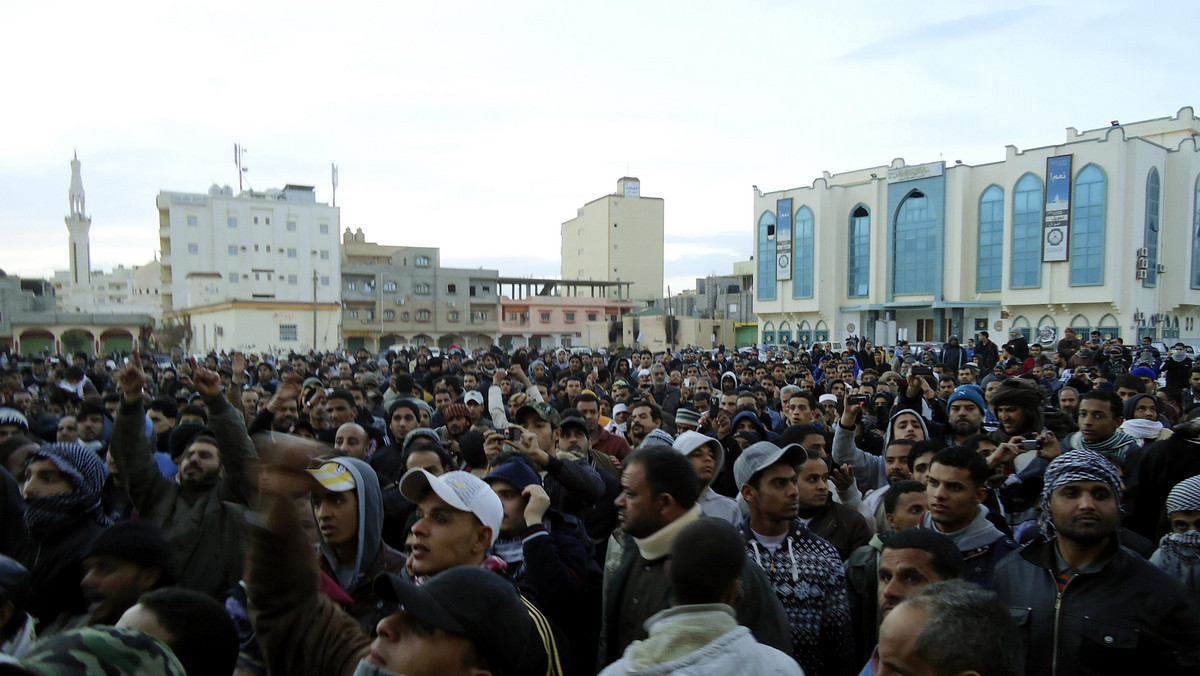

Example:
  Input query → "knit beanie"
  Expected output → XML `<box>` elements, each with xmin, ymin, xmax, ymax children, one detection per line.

<box><xmin>946</xmin><ymin>384</ymin><xmax>986</xmax><ymax>413</ymax></box>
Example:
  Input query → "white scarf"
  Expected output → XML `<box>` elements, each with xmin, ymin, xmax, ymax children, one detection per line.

<box><xmin>1120</xmin><ymin>418</ymin><xmax>1164</xmax><ymax>441</ymax></box>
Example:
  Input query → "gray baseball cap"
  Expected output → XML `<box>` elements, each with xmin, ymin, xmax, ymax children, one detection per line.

<box><xmin>733</xmin><ymin>441</ymin><xmax>808</xmax><ymax>488</ymax></box>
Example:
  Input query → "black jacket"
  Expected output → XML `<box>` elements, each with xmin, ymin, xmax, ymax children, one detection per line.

<box><xmin>994</xmin><ymin>538</ymin><xmax>1200</xmax><ymax>676</ymax></box>
<box><xmin>598</xmin><ymin>517</ymin><xmax>792</xmax><ymax>669</ymax></box>
<box><xmin>19</xmin><ymin>516</ymin><xmax>106</xmax><ymax>629</ymax></box>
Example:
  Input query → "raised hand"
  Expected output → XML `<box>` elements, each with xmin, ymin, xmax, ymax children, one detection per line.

<box><xmin>191</xmin><ymin>358</ymin><xmax>223</xmax><ymax>399</ymax></box>
<box><xmin>231</xmin><ymin>352</ymin><xmax>247</xmax><ymax>384</ymax></box>
<box><xmin>272</xmin><ymin>372</ymin><xmax>303</xmax><ymax>410</ymax></box>
<box><xmin>117</xmin><ymin>351</ymin><xmax>147</xmax><ymax>402</ymax></box>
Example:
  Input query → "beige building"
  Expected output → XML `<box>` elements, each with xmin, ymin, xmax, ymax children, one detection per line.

<box><xmin>497</xmin><ymin>278</ymin><xmax>634</xmax><ymax>351</ymax></box>
<box><xmin>754</xmin><ymin>107</ymin><xmax>1200</xmax><ymax>348</ymax></box>
<box><xmin>156</xmin><ymin>183</ymin><xmax>342</xmax><ymax>353</ymax></box>
<box><xmin>340</xmin><ymin>229</ymin><xmax>500</xmax><ymax>353</ymax></box>
<box><xmin>561</xmin><ymin>177</ymin><xmax>664</xmax><ymax>300</ymax></box>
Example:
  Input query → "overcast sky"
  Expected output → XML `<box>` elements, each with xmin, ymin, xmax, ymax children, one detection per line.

<box><xmin>1</xmin><ymin>0</ymin><xmax>1194</xmax><ymax>295</ymax></box>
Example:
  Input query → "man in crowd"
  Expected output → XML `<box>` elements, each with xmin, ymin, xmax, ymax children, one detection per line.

<box><xmin>994</xmin><ymin>450</ymin><xmax>1200</xmax><ymax>674</ymax></box>
<box><xmin>878</xmin><ymin>581</ymin><xmax>1022</xmax><ymax>676</ymax></box>
<box><xmin>672</xmin><ymin>431</ymin><xmax>740</xmax><ymax>525</ymax></box>
<box><xmin>857</xmin><ymin>529</ymin><xmax>965</xmax><ymax>675</ymax></box>
<box><xmin>483</xmin><ymin>454</ymin><xmax>596</xmax><ymax>675</ymax></box>
<box><xmin>922</xmin><ymin>447</ymin><xmax>1017</xmax><ymax>588</ymax></box>
<box><xmin>575</xmin><ymin>392</ymin><xmax>631</xmax><ymax>466</ymax></box>
<box><xmin>600</xmin><ymin>446</ymin><xmax>790</xmax><ymax>669</ymax></box>
<box><xmin>648</xmin><ymin>363</ymin><xmax>681</xmax><ymax>415</ymax></box>
<box><xmin>600</xmin><ymin>519</ymin><xmax>802</xmax><ymax>676</ymax></box>
<box><xmin>112</xmin><ymin>352</ymin><xmax>259</xmax><ymax>598</ymax></box>
<box><xmin>735</xmin><ymin>441</ymin><xmax>856</xmax><ymax>676</ymax></box>
<box><xmin>308</xmin><ymin>457</ymin><xmax>405</xmax><ymax>632</ymax></box>
<box><xmin>73</xmin><ymin>521</ymin><xmax>174</xmax><ymax>629</ymax></box>
<box><xmin>1063</xmin><ymin>389</ymin><xmax>1140</xmax><ymax>462</ymax></box>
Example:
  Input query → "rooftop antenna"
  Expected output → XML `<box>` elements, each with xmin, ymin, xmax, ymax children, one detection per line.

<box><xmin>234</xmin><ymin>143</ymin><xmax>249</xmax><ymax>192</ymax></box>
<box><xmin>331</xmin><ymin>163</ymin><xmax>339</xmax><ymax>207</ymax></box>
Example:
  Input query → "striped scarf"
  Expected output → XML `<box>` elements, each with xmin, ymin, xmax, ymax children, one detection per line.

<box><xmin>1069</xmin><ymin>429</ymin><xmax>1139</xmax><ymax>460</ymax></box>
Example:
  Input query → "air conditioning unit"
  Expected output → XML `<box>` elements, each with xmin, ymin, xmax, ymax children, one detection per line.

<box><xmin>1135</xmin><ymin>269</ymin><xmax>1148</xmax><ymax>280</ymax></box>
<box><xmin>1137</xmin><ymin>259</ymin><xmax>1149</xmax><ymax>270</ymax></box>
<box><xmin>398</xmin><ymin>298</ymin><xmax>407</xmax><ymax>306</ymax></box>
<box><xmin>1137</xmin><ymin>247</ymin><xmax>1149</xmax><ymax>258</ymax></box>
<box><xmin>1157</xmin><ymin>264</ymin><xmax>1166</xmax><ymax>274</ymax></box>
<box><xmin>448</xmin><ymin>300</ymin><xmax>456</xmax><ymax>308</ymax></box>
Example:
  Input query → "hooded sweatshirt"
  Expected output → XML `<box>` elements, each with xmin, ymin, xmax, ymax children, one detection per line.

<box><xmin>672</xmin><ymin>432</ymin><xmax>741</xmax><ymax>525</ymax></box>
<box><xmin>835</xmin><ymin>408</ymin><xmax>929</xmax><ymax>493</ymax></box>
<box><xmin>919</xmin><ymin>505</ymin><xmax>1016</xmax><ymax>588</ymax></box>
<box><xmin>314</xmin><ymin>457</ymin><xmax>405</xmax><ymax>632</ymax></box>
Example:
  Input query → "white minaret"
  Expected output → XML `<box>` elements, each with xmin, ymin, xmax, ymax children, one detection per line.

<box><xmin>65</xmin><ymin>152</ymin><xmax>92</xmax><ymax>287</ymax></box>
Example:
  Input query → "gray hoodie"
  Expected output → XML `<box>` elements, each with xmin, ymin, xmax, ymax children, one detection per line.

<box><xmin>315</xmin><ymin>457</ymin><xmax>385</xmax><ymax>592</ymax></box>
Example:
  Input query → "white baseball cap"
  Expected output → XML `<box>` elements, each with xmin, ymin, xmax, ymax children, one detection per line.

<box><xmin>399</xmin><ymin>469</ymin><xmax>503</xmax><ymax>547</ymax></box>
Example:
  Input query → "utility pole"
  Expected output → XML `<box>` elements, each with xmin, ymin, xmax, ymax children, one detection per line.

<box><xmin>312</xmin><ymin>270</ymin><xmax>319</xmax><ymax>351</ymax></box>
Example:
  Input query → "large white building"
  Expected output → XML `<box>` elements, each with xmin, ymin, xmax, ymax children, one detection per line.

<box><xmin>753</xmin><ymin>107</ymin><xmax>1200</xmax><ymax>349</ymax></box>
<box><xmin>156</xmin><ymin>184</ymin><xmax>342</xmax><ymax>353</ymax></box>
<box><xmin>53</xmin><ymin>155</ymin><xmax>162</xmax><ymax>317</ymax></box>
<box><xmin>561</xmin><ymin>177</ymin><xmax>664</xmax><ymax>300</ymax></box>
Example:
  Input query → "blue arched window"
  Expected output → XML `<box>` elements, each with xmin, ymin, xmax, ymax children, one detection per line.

<box><xmin>1144</xmin><ymin>168</ymin><xmax>1160</xmax><ymax>287</ymax></box>
<box><xmin>1193</xmin><ymin>175</ymin><xmax>1200</xmax><ymax>289</ymax></box>
<box><xmin>977</xmin><ymin>185</ymin><xmax>1004</xmax><ymax>292</ymax></box>
<box><xmin>848</xmin><ymin>206</ymin><xmax>870</xmax><ymax>297</ymax></box>
<box><xmin>893</xmin><ymin>190</ymin><xmax>936</xmax><ymax>294</ymax></box>
<box><xmin>1070</xmin><ymin>165</ymin><xmax>1106</xmax><ymax>285</ymax></box>
<box><xmin>1011</xmin><ymin>174</ymin><xmax>1042</xmax><ymax>288</ymax></box>
<box><xmin>761</xmin><ymin>320</ymin><xmax>776</xmax><ymax>345</ymax></box>
<box><xmin>792</xmin><ymin>206</ymin><xmax>814</xmax><ymax>298</ymax></box>
<box><xmin>756</xmin><ymin>211</ymin><xmax>776</xmax><ymax>301</ymax></box>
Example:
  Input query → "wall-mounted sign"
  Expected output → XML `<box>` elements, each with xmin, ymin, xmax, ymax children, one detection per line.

<box><xmin>887</xmin><ymin>161</ymin><xmax>944</xmax><ymax>183</ymax></box>
<box><xmin>1043</xmin><ymin>154</ymin><xmax>1072</xmax><ymax>262</ymax></box>
<box><xmin>776</xmin><ymin>198</ymin><xmax>793</xmax><ymax>281</ymax></box>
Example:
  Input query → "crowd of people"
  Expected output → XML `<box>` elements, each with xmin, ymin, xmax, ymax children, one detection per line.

<box><xmin>0</xmin><ymin>329</ymin><xmax>1197</xmax><ymax>675</ymax></box>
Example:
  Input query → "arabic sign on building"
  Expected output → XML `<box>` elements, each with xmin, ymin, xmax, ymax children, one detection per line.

<box><xmin>887</xmin><ymin>161</ymin><xmax>944</xmax><ymax>183</ymax></box>
<box><xmin>1043</xmin><ymin>154</ymin><xmax>1072</xmax><ymax>262</ymax></box>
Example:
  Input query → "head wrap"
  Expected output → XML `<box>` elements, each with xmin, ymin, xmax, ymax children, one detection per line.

<box><xmin>24</xmin><ymin>442</ymin><xmax>112</xmax><ymax>537</ymax></box>
<box><xmin>1038</xmin><ymin>450</ymin><xmax>1122</xmax><ymax>539</ymax></box>
<box><xmin>1156</xmin><ymin>475</ymin><xmax>1200</xmax><ymax>584</ymax></box>
<box><xmin>1166</xmin><ymin>475</ymin><xmax>1200</xmax><ymax>515</ymax></box>
<box><xmin>989</xmin><ymin>378</ymin><xmax>1046</xmax><ymax>433</ymax></box>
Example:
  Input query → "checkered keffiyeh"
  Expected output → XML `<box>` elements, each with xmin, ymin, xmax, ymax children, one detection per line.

<box><xmin>1038</xmin><ymin>450</ymin><xmax>1122</xmax><ymax>539</ymax></box>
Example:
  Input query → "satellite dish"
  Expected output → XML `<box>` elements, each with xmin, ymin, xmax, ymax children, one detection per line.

<box><xmin>1037</xmin><ymin>326</ymin><xmax>1058</xmax><ymax>346</ymax></box>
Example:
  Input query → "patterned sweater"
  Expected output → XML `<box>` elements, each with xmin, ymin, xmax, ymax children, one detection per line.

<box><xmin>740</xmin><ymin>517</ymin><xmax>856</xmax><ymax>676</ymax></box>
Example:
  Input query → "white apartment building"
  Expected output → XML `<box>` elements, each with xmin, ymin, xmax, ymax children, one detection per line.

<box><xmin>561</xmin><ymin>177</ymin><xmax>665</xmax><ymax>300</ymax></box>
<box><xmin>156</xmin><ymin>184</ymin><xmax>342</xmax><ymax>353</ymax></box>
<box><xmin>753</xmin><ymin>107</ymin><xmax>1200</xmax><ymax>349</ymax></box>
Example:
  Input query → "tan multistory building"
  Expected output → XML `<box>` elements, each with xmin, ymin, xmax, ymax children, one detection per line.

<box><xmin>561</xmin><ymin>177</ymin><xmax>664</xmax><ymax>301</ymax></box>
<box><xmin>753</xmin><ymin>107</ymin><xmax>1200</xmax><ymax>349</ymax></box>
<box><xmin>340</xmin><ymin>229</ymin><xmax>500</xmax><ymax>353</ymax></box>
